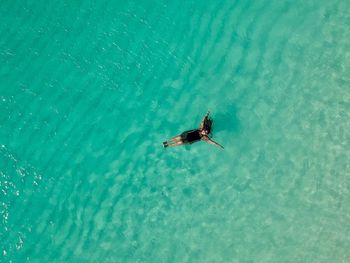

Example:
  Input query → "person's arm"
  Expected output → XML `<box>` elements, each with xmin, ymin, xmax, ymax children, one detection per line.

<box><xmin>199</xmin><ymin>111</ymin><xmax>210</xmax><ymax>130</ymax></box>
<box><xmin>202</xmin><ymin>136</ymin><xmax>224</xmax><ymax>149</ymax></box>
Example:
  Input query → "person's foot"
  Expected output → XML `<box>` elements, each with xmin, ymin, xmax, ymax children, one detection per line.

<box><xmin>163</xmin><ymin>142</ymin><xmax>168</xmax><ymax>148</ymax></box>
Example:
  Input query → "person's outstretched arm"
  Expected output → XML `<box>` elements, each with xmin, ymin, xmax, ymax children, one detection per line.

<box><xmin>199</xmin><ymin>111</ymin><xmax>210</xmax><ymax>130</ymax></box>
<box><xmin>202</xmin><ymin>136</ymin><xmax>224</xmax><ymax>149</ymax></box>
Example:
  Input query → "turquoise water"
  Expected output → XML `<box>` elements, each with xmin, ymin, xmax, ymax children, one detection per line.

<box><xmin>1</xmin><ymin>0</ymin><xmax>350</xmax><ymax>262</ymax></box>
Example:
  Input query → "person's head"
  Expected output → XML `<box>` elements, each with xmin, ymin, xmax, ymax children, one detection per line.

<box><xmin>203</xmin><ymin>118</ymin><xmax>212</xmax><ymax>134</ymax></box>
<box><xmin>200</xmin><ymin>130</ymin><xmax>209</xmax><ymax>136</ymax></box>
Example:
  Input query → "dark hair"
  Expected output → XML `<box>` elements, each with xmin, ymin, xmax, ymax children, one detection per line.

<box><xmin>203</xmin><ymin>117</ymin><xmax>213</xmax><ymax>134</ymax></box>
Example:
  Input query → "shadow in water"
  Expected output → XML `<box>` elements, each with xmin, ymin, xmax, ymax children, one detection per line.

<box><xmin>213</xmin><ymin>104</ymin><xmax>240</xmax><ymax>134</ymax></box>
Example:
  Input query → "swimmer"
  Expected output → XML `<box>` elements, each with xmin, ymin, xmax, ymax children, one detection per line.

<box><xmin>163</xmin><ymin>111</ymin><xmax>224</xmax><ymax>149</ymax></box>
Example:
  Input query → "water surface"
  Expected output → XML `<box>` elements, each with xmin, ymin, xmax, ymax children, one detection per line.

<box><xmin>1</xmin><ymin>1</ymin><xmax>350</xmax><ymax>262</ymax></box>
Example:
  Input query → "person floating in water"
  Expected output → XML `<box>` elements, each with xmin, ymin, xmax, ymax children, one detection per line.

<box><xmin>163</xmin><ymin>111</ymin><xmax>224</xmax><ymax>149</ymax></box>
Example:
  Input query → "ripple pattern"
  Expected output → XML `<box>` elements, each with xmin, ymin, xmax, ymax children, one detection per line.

<box><xmin>1</xmin><ymin>0</ymin><xmax>350</xmax><ymax>262</ymax></box>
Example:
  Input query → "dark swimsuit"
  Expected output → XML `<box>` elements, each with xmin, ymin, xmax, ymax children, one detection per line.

<box><xmin>180</xmin><ymin>129</ymin><xmax>202</xmax><ymax>144</ymax></box>
<box><xmin>163</xmin><ymin>117</ymin><xmax>213</xmax><ymax>147</ymax></box>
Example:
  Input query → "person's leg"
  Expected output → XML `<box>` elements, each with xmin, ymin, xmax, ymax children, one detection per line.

<box><xmin>167</xmin><ymin>141</ymin><xmax>184</xmax><ymax>147</ymax></box>
<box><xmin>167</xmin><ymin>136</ymin><xmax>181</xmax><ymax>143</ymax></box>
<box><xmin>163</xmin><ymin>135</ymin><xmax>182</xmax><ymax>147</ymax></box>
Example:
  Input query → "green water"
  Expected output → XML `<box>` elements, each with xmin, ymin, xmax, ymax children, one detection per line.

<box><xmin>1</xmin><ymin>0</ymin><xmax>350</xmax><ymax>262</ymax></box>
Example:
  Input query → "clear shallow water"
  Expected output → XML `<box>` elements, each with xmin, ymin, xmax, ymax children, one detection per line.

<box><xmin>1</xmin><ymin>0</ymin><xmax>350</xmax><ymax>262</ymax></box>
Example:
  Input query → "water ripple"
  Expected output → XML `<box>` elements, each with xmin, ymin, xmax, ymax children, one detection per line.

<box><xmin>2</xmin><ymin>0</ymin><xmax>350</xmax><ymax>262</ymax></box>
